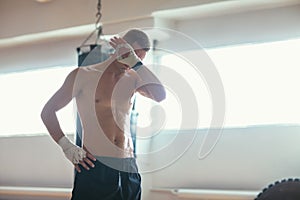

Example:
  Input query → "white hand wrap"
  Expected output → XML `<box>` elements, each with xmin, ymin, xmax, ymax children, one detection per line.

<box><xmin>58</xmin><ymin>136</ymin><xmax>86</xmax><ymax>164</ymax></box>
<box><xmin>116</xmin><ymin>44</ymin><xmax>141</xmax><ymax>68</ymax></box>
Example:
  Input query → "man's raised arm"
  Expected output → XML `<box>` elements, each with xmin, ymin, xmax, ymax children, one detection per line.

<box><xmin>134</xmin><ymin>65</ymin><xmax>166</xmax><ymax>102</ymax></box>
<box><xmin>109</xmin><ymin>36</ymin><xmax>166</xmax><ymax>102</ymax></box>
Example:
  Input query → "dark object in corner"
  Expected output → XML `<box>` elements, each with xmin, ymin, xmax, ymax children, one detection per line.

<box><xmin>255</xmin><ymin>178</ymin><xmax>300</xmax><ymax>200</ymax></box>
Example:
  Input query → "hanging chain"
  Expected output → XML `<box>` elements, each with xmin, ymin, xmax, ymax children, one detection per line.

<box><xmin>95</xmin><ymin>0</ymin><xmax>102</xmax><ymax>30</ymax></box>
<box><xmin>95</xmin><ymin>0</ymin><xmax>103</xmax><ymax>42</ymax></box>
<box><xmin>78</xmin><ymin>0</ymin><xmax>103</xmax><ymax>48</ymax></box>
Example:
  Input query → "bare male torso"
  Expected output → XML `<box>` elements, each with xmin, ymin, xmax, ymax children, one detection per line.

<box><xmin>74</xmin><ymin>57</ymin><xmax>139</xmax><ymax>158</ymax></box>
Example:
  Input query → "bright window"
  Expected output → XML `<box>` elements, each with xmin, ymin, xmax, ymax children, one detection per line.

<box><xmin>208</xmin><ymin>38</ymin><xmax>300</xmax><ymax>127</ymax></box>
<box><xmin>136</xmin><ymin>38</ymin><xmax>300</xmax><ymax>130</ymax></box>
<box><xmin>0</xmin><ymin>66</ymin><xmax>76</xmax><ymax>136</ymax></box>
<box><xmin>1</xmin><ymin>38</ymin><xmax>299</xmax><ymax>136</ymax></box>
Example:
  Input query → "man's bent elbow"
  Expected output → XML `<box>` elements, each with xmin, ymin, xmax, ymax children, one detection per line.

<box><xmin>140</xmin><ymin>84</ymin><xmax>166</xmax><ymax>102</ymax></box>
<box><xmin>40</xmin><ymin>106</ymin><xmax>53</xmax><ymax>124</ymax></box>
<box><xmin>40</xmin><ymin>107</ymin><xmax>48</xmax><ymax>123</ymax></box>
<box><xmin>155</xmin><ymin>88</ymin><xmax>166</xmax><ymax>102</ymax></box>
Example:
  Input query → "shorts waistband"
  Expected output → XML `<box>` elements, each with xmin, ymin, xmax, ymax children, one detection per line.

<box><xmin>95</xmin><ymin>156</ymin><xmax>138</xmax><ymax>173</ymax></box>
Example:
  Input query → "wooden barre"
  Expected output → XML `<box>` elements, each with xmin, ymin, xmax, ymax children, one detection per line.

<box><xmin>151</xmin><ymin>188</ymin><xmax>259</xmax><ymax>200</ymax></box>
<box><xmin>0</xmin><ymin>186</ymin><xmax>72</xmax><ymax>198</ymax></box>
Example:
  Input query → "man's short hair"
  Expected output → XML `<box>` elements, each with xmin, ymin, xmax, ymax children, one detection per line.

<box><xmin>122</xmin><ymin>29</ymin><xmax>150</xmax><ymax>52</ymax></box>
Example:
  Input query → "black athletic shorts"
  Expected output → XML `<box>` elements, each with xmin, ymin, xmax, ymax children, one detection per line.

<box><xmin>71</xmin><ymin>157</ymin><xmax>141</xmax><ymax>200</ymax></box>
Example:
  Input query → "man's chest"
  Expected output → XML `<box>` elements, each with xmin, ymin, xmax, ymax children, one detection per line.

<box><xmin>75</xmin><ymin>71</ymin><xmax>137</xmax><ymax>105</ymax></box>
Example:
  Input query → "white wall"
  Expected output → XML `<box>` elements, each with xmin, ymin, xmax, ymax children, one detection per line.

<box><xmin>176</xmin><ymin>4</ymin><xmax>300</xmax><ymax>48</ymax></box>
<box><xmin>1</xmin><ymin>125</ymin><xmax>300</xmax><ymax>200</ymax></box>
<box><xmin>145</xmin><ymin>125</ymin><xmax>300</xmax><ymax>199</ymax></box>
<box><xmin>0</xmin><ymin>134</ymin><xmax>74</xmax><ymax>188</ymax></box>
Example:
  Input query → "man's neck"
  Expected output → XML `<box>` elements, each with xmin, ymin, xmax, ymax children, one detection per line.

<box><xmin>107</xmin><ymin>59</ymin><xmax>129</xmax><ymax>74</ymax></box>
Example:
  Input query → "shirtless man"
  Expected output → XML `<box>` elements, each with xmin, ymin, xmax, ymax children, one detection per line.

<box><xmin>41</xmin><ymin>29</ymin><xmax>166</xmax><ymax>200</ymax></box>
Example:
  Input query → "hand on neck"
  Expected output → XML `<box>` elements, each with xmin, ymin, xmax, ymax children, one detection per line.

<box><xmin>108</xmin><ymin>59</ymin><xmax>129</xmax><ymax>73</ymax></box>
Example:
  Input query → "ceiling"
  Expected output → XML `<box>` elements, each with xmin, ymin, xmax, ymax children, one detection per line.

<box><xmin>1</xmin><ymin>0</ymin><xmax>300</xmax><ymax>73</ymax></box>
<box><xmin>0</xmin><ymin>0</ymin><xmax>224</xmax><ymax>39</ymax></box>
<box><xmin>2</xmin><ymin>0</ymin><xmax>299</xmax><ymax>40</ymax></box>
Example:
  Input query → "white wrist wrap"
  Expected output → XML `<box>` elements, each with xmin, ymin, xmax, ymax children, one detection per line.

<box><xmin>58</xmin><ymin>136</ymin><xmax>86</xmax><ymax>164</ymax></box>
<box><xmin>116</xmin><ymin>44</ymin><xmax>141</xmax><ymax>68</ymax></box>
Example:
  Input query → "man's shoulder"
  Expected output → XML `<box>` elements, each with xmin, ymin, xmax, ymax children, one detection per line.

<box><xmin>70</xmin><ymin>65</ymin><xmax>103</xmax><ymax>77</ymax></box>
<box><xmin>63</xmin><ymin>68</ymin><xmax>91</xmax><ymax>86</ymax></box>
